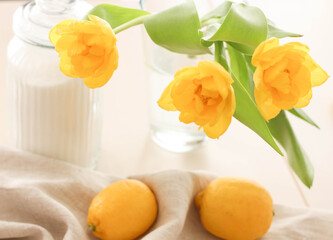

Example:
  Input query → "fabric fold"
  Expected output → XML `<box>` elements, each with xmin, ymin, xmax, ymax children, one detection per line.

<box><xmin>0</xmin><ymin>145</ymin><xmax>333</xmax><ymax>240</ymax></box>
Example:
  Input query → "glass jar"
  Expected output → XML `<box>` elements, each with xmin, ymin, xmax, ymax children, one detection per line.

<box><xmin>6</xmin><ymin>0</ymin><xmax>103</xmax><ymax>168</ymax></box>
<box><xmin>140</xmin><ymin>0</ymin><xmax>214</xmax><ymax>153</ymax></box>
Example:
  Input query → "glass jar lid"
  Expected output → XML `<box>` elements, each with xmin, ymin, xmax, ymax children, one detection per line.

<box><xmin>13</xmin><ymin>0</ymin><xmax>92</xmax><ymax>48</ymax></box>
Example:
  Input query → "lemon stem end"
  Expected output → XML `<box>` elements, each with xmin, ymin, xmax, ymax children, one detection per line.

<box><xmin>89</xmin><ymin>224</ymin><xmax>96</xmax><ymax>231</ymax></box>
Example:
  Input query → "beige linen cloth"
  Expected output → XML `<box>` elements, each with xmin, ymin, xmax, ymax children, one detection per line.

<box><xmin>1</xmin><ymin>145</ymin><xmax>333</xmax><ymax>240</ymax></box>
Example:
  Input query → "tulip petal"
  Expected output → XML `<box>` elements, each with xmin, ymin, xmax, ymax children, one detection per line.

<box><xmin>295</xmin><ymin>90</ymin><xmax>312</xmax><ymax>108</ymax></box>
<box><xmin>203</xmin><ymin>113</ymin><xmax>231</xmax><ymax>139</ymax></box>
<box><xmin>252</xmin><ymin>38</ymin><xmax>279</xmax><ymax>67</ymax></box>
<box><xmin>289</xmin><ymin>42</ymin><xmax>309</xmax><ymax>52</ymax></box>
<box><xmin>254</xmin><ymin>80</ymin><xmax>281</xmax><ymax>121</ymax></box>
<box><xmin>173</xmin><ymin>83</ymin><xmax>197</xmax><ymax>111</ymax></box>
<box><xmin>49</xmin><ymin>19</ymin><xmax>75</xmax><ymax>45</ymax></box>
<box><xmin>199</xmin><ymin>60</ymin><xmax>233</xmax><ymax>84</ymax></box>
<box><xmin>273</xmin><ymin>91</ymin><xmax>298</xmax><ymax>110</ymax></box>
<box><xmin>290</xmin><ymin>65</ymin><xmax>311</xmax><ymax>97</ymax></box>
<box><xmin>90</xmin><ymin>45</ymin><xmax>106</xmax><ymax>56</ymax></box>
<box><xmin>263</xmin><ymin>59</ymin><xmax>289</xmax><ymax>88</ymax></box>
<box><xmin>55</xmin><ymin>35</ymin><xmax>77</xmax><ymax>53</ymax></box>
<box><xmin>302</xmin><ymin>55</ymin><xmax>329</xmax><ymax>87</ymax></box>
<box><xmin>179</xmin><ymin>112</ymin><xmax>195</xmax><ymax>124</ymax></box>
<box><xmin>88</xmin><ymin>15</ymin><xmax>112</xmax><ymax>31</ymax></box>
<box><xmin>198</xmin><ymin>61</ymin><xmax>232</xmax><ymax>99</ymax></box>
<box><xmin>83</xmin><ymin>67</ymin><xmax>113</xmax><ymax>88</ymax></box>
<box><xmin>84</xmin><ymin>50</ymin><xmax>118</xmax><ymax>89</ymax></box>
<box><xmin>193</xmin><ymin>95</ymin><xmax>204</xmax><ymax>113</ymax></box>
<box><xmin>201</xmin><ymin>76</ymin><xmax>217</xmax><ymax>92</ymax></box>
<box><xmin>311</xmin><ymin>66</ymin><xmax>329</xmax><ymax>87</ymax></box>
<box><xmin>203</xmin><ymin>94</ymin><xmax>235</xmax><ymax>139</ymax></box>
<box><xmin>174</xmin><ymin>66</ymin><xmax>199</xmax><ymax>79</ymax></box>
<box><xmin>157</xmin><ymin>79</ymin><xmax>178</xmax><ymax>111</ymax></box>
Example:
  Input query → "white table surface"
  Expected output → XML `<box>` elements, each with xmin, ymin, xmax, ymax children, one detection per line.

<box><xmin>0</xmin><ymin>0</ymin><xmax>332</xmax><ymax>210</ymax></box>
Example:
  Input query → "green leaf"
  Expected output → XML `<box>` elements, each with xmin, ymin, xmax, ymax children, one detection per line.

<box><xmin>227</xmin><ymin>42</ymin><xmax>255</xmax><ymax>55</ymax></box>
<box><xmin>268</xmin><ymin>111</ymin><xmax>314</xmax><ymax>188</ymax></box>
<box><xmin>143</xmin><ymin>0</ymin><xmax>210</xmax><ymax>55</ymax></box>
<box><xmin>201</xmin><ymin>38</ymin><xmax>214</xmax><ymax>48</ymax></box>
<box><xmin>268</xmin><ymin>24</ymin><xmax>302</xmax><ymax>39</ymax></box>
<box><xmin>244</xmin><ymin>55</ymin><xmax>256</xmax><ymax>72</ymax></box>
<box><xmin>214</xmin><ymin>42</ymin><xmax>229</xmax><ymax>71</ymax></box>
<box><xmin>201</xmin><ymin>1</ymin><xmax>233</xmax><ymax>23</ymax></box>
<box><xmin>227</xmin><ymin>43</ymin><xmax>250</xmax><ymax>93</ymax></box>
<box><xmin>203</xmin><ymin>3</ymin><xmax>267</xmax><ymax>54</ymax></box>
<box><xmin>244</xmin><ymin>55</ymin><xmax>255</xmax><ymax>99</ymax></box>
<box><xmin>231</xmin><ymin>73</ymin><xmax>282</xmax><ymax>156</ymax></box>
<box><xmin>85</xmin><ymin>4</ymin><xmax>150</xmax><ymax>29</ymax></box>
<box><xmin>288</xmin><ymin>108</ymin><xmax>319</xmax><ymax>129</ymax></box>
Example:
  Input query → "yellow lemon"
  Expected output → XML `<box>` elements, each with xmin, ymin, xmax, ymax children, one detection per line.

<box><xmin>195</xmin><ymin>177</ymin><xmax>273</xmax><ymax>240</ymax></box>
<box><xmin>87</xmin><ymin>179</ymin><xmax>158</xmax><ymax>240</ymax></box>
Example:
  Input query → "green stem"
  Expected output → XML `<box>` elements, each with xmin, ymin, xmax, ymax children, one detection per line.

<box><xmin>89</xmin><ymin>224</ymin><xmax>96</xmax><ymax>231</ymax></box>
<box><xmin>214</xmin><ymin>41</ymin><xmax>222</xmax><ymax>62</ymax></box>
<box><xmin>113</xmin><ymin>14</ymin><xmax>151</xmax><ymax>34</ymax></box>
<box><xmin>214</xmin><ymin>41</ymin><xmax>229</xmax><ymax>71</ymax></box>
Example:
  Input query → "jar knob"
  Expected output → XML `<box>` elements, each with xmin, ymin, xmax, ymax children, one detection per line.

<box><xmin>36</xmin><ymin>0</ymin><xmax>78</xmax><ymax>14</ymax></box>
<box><xmin>12</xmin><ymin>0</ymin><xmax>91</xmax><ymax>47</ymax></box>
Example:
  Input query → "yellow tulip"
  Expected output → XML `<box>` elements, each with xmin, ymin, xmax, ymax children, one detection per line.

<box><xmin>49</xmin><ymin>15</ymin><xmax>118</xmax><ymax>88</ymax></box>
<box><xmin>158</xmin><ymin>60</ymin><xmax>236</xmax><ymax>139</ymax></box>
<box><xmin>252</xmin><ymin>38</ymin><xmax>329</xmax><ymax>121</ymax></box>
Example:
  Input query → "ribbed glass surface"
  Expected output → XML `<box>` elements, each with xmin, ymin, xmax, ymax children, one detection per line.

<box><xmin>7</xmin><ymin>37</ymin><xmax>103</xmax><ymax>168</ymax></box>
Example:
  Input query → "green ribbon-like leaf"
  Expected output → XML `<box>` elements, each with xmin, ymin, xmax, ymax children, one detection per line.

<box><xmin>227</xmin><ymin>42</ymin><xmax>255</xmax><ymax>55</ymax></box>
<box><xmin>231</xmin><ymin>73</ymin><xmax>282</xmax><ymax>156</ymax></box>
<box><xmin>143</xmin><ymin>0</ymin><xmax>210</xmax><ymax>55</ymax></box>
<box><xmin>214</xmin><ymin>42</ymin><xmax>229</xmax><ymax>71</ymax></box>
<box><xmin>268</xmin><ymin>111</ymin><xmax>314</xmax><ymax>188</ymax></box>
<box><xmin>244</xmin><ymin>55</ymin><xmax>256</xmax><ymax>72</ymax></box>
<box><xmin>267</xmin><ymin>24</ymin><xmax>302</xmax><ymax>39</ymax></box>
<box><xmin>288</xmin><ymin>108</ymin><xmax>319</xmax><ymax>129</ymax></box>
<box><xmin>201</xmin><ymin>1</ymin><xmax>233</xmax><ymax>23</ymax></box>
<box><xmin>85</xmin><ymin>4</ymin><xmax>150</xmax><ymax>29</ymax></box>
<box><xmin>227</xmin><ymin>44</ymin><xmax>251</xmax><ymax>93</ymax></box>
<box><xmin>243</xmin><ymin>55</ymin><xmax>255</xmax><ymax>99</ymax></box>
<box><xmin>203</xmin><ymin>3</ymin><xmax>267</xmax><ymax>54</ymax></box>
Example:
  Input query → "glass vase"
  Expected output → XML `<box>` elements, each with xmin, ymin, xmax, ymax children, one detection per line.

<box><xmin>141</xmin><ymin>0</ymin><xmax>213</xmax><ymax>153</ymax></box>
